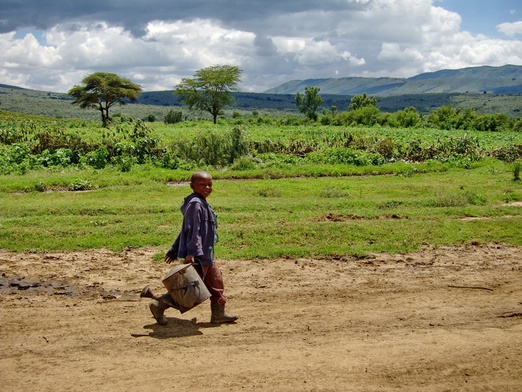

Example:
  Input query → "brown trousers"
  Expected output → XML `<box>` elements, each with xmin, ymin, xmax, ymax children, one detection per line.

<box><xmin>200</xmin><ymin>263</ymin><xmax>227</xmax><ymax>305</ymax></box>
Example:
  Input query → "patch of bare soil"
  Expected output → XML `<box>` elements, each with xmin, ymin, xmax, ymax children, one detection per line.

<box><xmin>1</xmin><ymin>245</ymin><xmax>521</xmax><ymax>391</ymax></box>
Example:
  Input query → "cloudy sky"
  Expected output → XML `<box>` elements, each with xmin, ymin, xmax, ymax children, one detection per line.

<box><xmin>1</xmin><ymin>0</ymin><xmax>521</xmax><ymax>93</ymax></box>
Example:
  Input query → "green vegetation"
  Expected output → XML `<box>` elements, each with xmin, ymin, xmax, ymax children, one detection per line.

<box><xmin>1</xmin><ymin>107</ymin><xmax>521</xmax><ymax>259</ymax></box>
<box><xmin>0</xmin><ymin>161</ymin><xmax>521</xmax><ymax>257</ymax></box>
<box><xmin>175</xmin><ymin>64</ymin><xmax>242</xmax><ymax>124</ymax></box>
<box><xmin>2</xmin><ymin>66</ymin><xmax>522</xmax><ymax>259</ymax></box>
<box><xmin>68</xmin><ymin>72</ymin><xmax>143</xmax><ymax>127</ymax></box>
<box><xmin>295</xmin><ymin>86</ymin><xmax>323</xmax><ymax>121</ymax></box>
<box><xmin>1</xmin><ymin>106</ymin><xmax>521</xmax><ymax>176</ymax></box>
<box><xmin>3</xmin><ymin>84</ymin><xmax>522</xmax><ymax>122</ymax></box>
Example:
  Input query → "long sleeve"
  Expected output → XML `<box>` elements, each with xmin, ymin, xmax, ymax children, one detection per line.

<box><xmin>183</xmin><ymin>202</ymin><xmax>204</xmax><ymax>257</ymax></box>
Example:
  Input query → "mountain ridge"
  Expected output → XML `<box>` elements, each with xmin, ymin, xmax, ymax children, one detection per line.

<box><xmin>264</xmin><ymin>64</ymin><xmax>522</xmax><ymax>95</ymax></box>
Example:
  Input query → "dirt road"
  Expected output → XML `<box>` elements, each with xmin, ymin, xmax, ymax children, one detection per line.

<box><xmin>1</xmin><ymin>245</ymin><xmax>521</xmax><ymax>391</ymax></box>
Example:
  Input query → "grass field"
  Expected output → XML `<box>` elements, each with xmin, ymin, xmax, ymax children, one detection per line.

<box><xmin>1</xmin><ymin>159</ymin><xmax>521</xmax><ymax>258</ymax></box>
<box><xmin>1</xmin><ymin>109</ymin><xmax>522</xmax><ymax>258</ymax></box>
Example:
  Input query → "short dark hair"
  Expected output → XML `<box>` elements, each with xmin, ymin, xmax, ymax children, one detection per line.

<box><xmin>191</xmin><ymin>171</ymin><xmax>212</xmax><ymax>183</ymax></box>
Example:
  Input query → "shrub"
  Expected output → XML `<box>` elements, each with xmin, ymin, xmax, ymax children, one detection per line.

<box><xmin>231</xmin><ymin>156</ymin><xmax>257</xmax><ymax>171</ymax></box>
<box><xmin>164</xmin><ymin>110</ymin><xmax>183</xmax><ymax>124</ymax></box>
<box><xmin>34</xmin><ymin>181</ymin><xmax>48</xmax><ymax>192</ymax></box>
<box><xmin>514</xmin><ymin>160</ymin><xmax>521</xmax><ymax>181</ymax></box>
<box><xmin>68</xmin><ymin>179</ymin><xmax>94</xmax><ymax>191</ymax></box>
<box><xmin>489</xmin><ymin>144</ymin><xmax>522</xmax><ymax>162</ymax></box>
<box><xmin>171</xmin><ymin>126</ymin><xmax>249</xmax><ymax>167</ymax></box>
<box><xmin>32</xmin><ymin>127</ymin><xmax>88</xmax><ymax>155</ymax></box>
<box><xmin>332</xmin><ymin>106</ymin><xmax>381</xmax><ymax>126</ymax></box>
<box><xmin>37</xmin><ymin>148</ymin><xmax>75</xmax><ymax>167</ymax></box>
<box><xmin>112</xmin><ymin>155</ymin><xmax>134</xmax><ymax>172</ymax></box>
<box><xmin>85</xmin><ymin>145</ymin><xmax>109</xmax><ymax>169</ymax></box>
<box><xmin>512</xmin><ymin>119</ymin><xmax>522</xmax><ymax>132</ymax></box>
<box><xmin>376</xmin><ymin>137</ymin><xmax>396</xmax><ymax>160</ymax></box>
<box><xmin>386</xmin><ymin>107</ymin><xmax>422</xmax><ymax>128</ymax></box>
<box><xmin>425</xmin><ymin>105</ymin><xmax>456</xmax><ymax>129</ymax></box>
<box><xmin>144</xmin><ymin>114</ymin><xmax>156</xmax><ymax>122</ymax></box>
<box><xmin>472</xmin><ymin>113</ymin><xmax>511</xmax><ymax>132</ymax></box>
<box><xmin>306</xmin><ymin>147</ymin><xmax>385</xmax><ymax>166</ymax></box>
<box><xmin>0</xmin><ymin>143</ymin><xmax>31</xmax><ymax>165</ymax></box>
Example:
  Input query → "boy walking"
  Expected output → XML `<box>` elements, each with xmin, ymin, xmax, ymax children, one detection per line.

<box><xmin>143</xmin><ymin>171</ymin><xmax>238</xmax><ymax>325</ymax></box>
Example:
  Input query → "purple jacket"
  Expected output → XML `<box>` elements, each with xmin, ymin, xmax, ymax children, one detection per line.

<box><xmin>168</xmin><ymin>193</ymin><xmax>217</xmax><ymax>266</ymax></box>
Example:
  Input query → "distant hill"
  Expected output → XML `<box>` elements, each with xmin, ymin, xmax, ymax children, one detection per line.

<box><xmin>264</xmin><ymin>65</ymin><xmax>522</xmax><ymax>95</ymax></box>
<box><xmin>133</xmin><ymin>90</ymin><xmax>466</xmax><ymax>114</ymax></box>
<box><xmin>0</xmin><ymin>84</ymin><xmax>28</xmax><ymax>90</ymax></box>
<box><xmin>1</xmin><ymin>64</ymin><xmax>522</xmax><ymax>119</ymax></box>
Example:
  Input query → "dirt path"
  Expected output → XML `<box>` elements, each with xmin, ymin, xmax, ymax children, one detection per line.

<box><xmin>1</xmin><ymin>245</ymin><xmax>521</xmax><ymax>391</ymax></box>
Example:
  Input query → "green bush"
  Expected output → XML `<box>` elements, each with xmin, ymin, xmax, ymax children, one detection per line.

<box><xmin>514</xmin><ymin>160</ymin><xmax>521</xmax><ymax>181</ymax></box>
<box><xmin>171</xmin><ymin>126</ymin><xmax>249</xmax><ymax>167</ymax></box>
<box><xmin>334</xmin><ymin>106</ymin><xmax>381</xmax><ymax>126</ymax></box>
<box><xmin>85</xmin><ymin>145</ymin><xmax>109</xmax><ymax>169</ymax></box>
<box><xmin>68</xmin><ymin>179</ymin><xmax>95</xmax><ymax>191</ymax></box>
<box><xmin>472</xmin><ymin>113</ymin><xmax>511</xmax><ymax>132</ymax></box>
<box><xmin>40</xmin><ymin>148</ymin><xmax>76</xmax><ymax>167</ymax></box>
<box><xmin>386</xmin><ymin>107</ymin><xmax>422</xmax><ymax>128</ymax></box>
<box><xmin>306</xmin><ymin>147</ymin><xmax>385</xmax><ymax>166</ymax></box>
<box><xmin>230</xmin><ymin>156</ymin><xmax>257</xmax><ymax>171</ymax></box>
<box><xmin>144</xmin><ymin>114</ymin><xmax>156</xmax><ymax>122</ymax></box>
<box><xmin>164</xmin><ymin>109</ymin><xmax>183</xmax><ymax>124</ymax></box>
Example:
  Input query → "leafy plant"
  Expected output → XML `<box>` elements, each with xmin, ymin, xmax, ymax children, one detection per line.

<box><xmin>164</xmin><ymin>109</ymin><xmax>183</xmax><ymax>124</ymax></box>
<box><xmin>85</xmin><ymin>145</ymin><xmax>109</xmax><ymax>169</ymax></box>
<box><xmin>172</xmin><ymin>126</ymin><xmax>249</xmax><ymax>167</ymax></box>
<box><xmin>514</xmin><ymin>160</ymin><xmax>521</xmax><ymax>181</ymax></box>
<box><xmin>68</xmin><ymin>179</ymin><xmax>95</xmax><ymax>191</ymax></box>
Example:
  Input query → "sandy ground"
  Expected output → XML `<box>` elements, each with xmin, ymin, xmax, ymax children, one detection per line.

<box><xmin>1</xmin><ymin>244</ymin><xmax>521</xmax><ymax>392</ymax></box>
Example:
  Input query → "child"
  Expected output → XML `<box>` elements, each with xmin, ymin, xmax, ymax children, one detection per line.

<box><xmin>144</xmin><ymin>171</ymin><xmax>238</xmax><ymax>325</ymax></box>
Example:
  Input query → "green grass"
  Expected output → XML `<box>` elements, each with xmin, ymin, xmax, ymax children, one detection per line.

<box><xmin>149</xmin><ymin>121</ymin><xmax>522</xmax><ymax>148</ymax></box>
<box><xmin>1</xmin><ymin>111</ymin><xmax>521</xmax><ymax>259</ymax></box>
<box><xmin>1</xmin><ymin>161</ymin><xmax>521</xmax><ymax>258</ymax></box>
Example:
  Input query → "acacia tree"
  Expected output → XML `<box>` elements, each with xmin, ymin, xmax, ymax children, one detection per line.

<box><xmin>68</xmin><ymin>72</ymin><xmax>142</xmax><ymax>127</ymax></box>
<box><xmin>295</xmin><ymin>86</ymin><xmax>323</xmax><ymax>121</ymax></box>
<box><xmin>175</xmin><ymin>65</ymin><xmax>242</xmax><ymax>124</ymax></box>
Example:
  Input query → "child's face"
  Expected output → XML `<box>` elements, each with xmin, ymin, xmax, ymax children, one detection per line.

<box><xmin>191</xmin><ymin>177</ymin><xmax>213</xmax><ymax>199</ymax></box>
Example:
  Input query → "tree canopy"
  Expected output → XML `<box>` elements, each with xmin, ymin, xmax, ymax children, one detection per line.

<box><xmin>349</xmin><ymin>93</ymin><xmax>377</xmax><ymax>111</ymax></box>
<box><xmin>68</xmin><ymin>72</ymin><xmax>142</xmax><ymax>127</ymax></box>
<box><xmin>175</xmin><ymin>65</ymin><xmax>242</xmax><ymax>124</ymax></box>
<box><xmin>295</xmin><ymin>86</ymin><xmax>323</xmax><ymax>121</ymax></box>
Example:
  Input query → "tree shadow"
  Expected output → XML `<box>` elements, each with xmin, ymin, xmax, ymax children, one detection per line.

<box><xmin>131</xmin><ymin>316</ymin><xmax>220</xmax><ymax>339</ymax></box>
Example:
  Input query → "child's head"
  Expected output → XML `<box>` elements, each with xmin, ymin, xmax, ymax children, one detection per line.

<box><xmin>190</xmin><ymin>171</ymin><xmax>213</xmax><ymax>199</ymax></box>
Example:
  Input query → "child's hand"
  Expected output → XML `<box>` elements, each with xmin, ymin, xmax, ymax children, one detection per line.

<box><xmin>184</xmin><ymin>255</ymin><xmax>195</xmax><ymax>264</ymax></box>
<box><xmin>164</xmin><ymin>249</ymin><xmax>177</xmax><ymax>263</ymax></box>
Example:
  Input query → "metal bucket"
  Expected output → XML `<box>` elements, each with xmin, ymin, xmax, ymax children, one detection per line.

<box><xmin>162</xmin><ymin>264</ymin><xmax>211</xmax><ymax>313</ymax></box>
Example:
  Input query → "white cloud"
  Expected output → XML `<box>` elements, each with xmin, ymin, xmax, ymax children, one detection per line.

<box><xmin>0</xmin><ymin>32</ymin><xmax>59</xmax><ymax>67</ymax></box>
<box><xmin>0</xmin><ymin>0</ymin><xmax>521</xmax><ymax>92</ymax></box>
<box><xmin>340</xmin><ymin>51</ymin><xmax>366</xmax><ymax>66</ymax></box>
<box><xmin>497</xmin><ymin>21</ymin><xmax>522</xmax><ymax>37</ymax></box>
